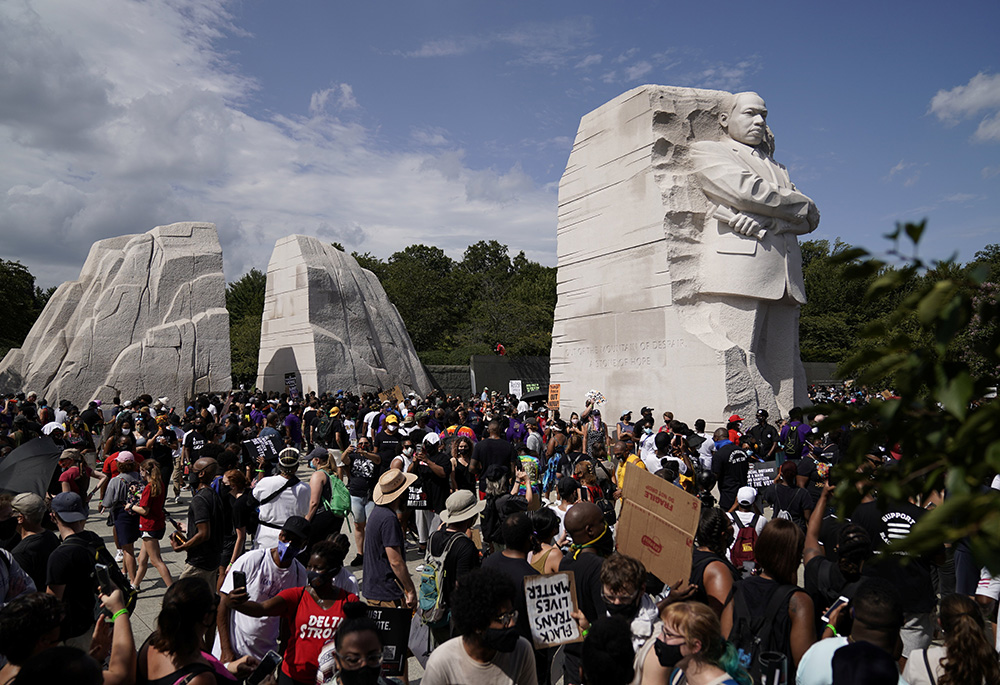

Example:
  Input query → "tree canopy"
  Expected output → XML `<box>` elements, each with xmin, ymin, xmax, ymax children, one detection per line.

<box><xmin>0</xmin><ymin>260</ymin><xmax>55</xmax><ymax>358</ymax></box>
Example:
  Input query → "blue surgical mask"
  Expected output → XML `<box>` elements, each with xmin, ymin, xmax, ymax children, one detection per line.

<box><xmin>276</xmin><ymin>540</ymin><xmax>301</xmax><ymax>564</ymax></box>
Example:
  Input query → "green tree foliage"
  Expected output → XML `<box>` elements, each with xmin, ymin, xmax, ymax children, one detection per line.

<box><xmin>0</xmin><ymin>260</ymin><xmax>52</xmax><ymax>358</ymax></box>
<box><xmin>820</xmin><ymin>223</ymin><xmax>1000</xmax><ymax>572</ymax></box>
<box><xmin>226</xmin><ymin>268</ymin><xmax>267</xmax><ymax>386</ymax></box>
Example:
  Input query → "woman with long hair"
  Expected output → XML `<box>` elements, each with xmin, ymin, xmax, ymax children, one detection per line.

<box><xmin>574</xmin><ymin>461</ymin><xmax>604</xmax><ymax>503</ymax></box>
<box><xmin>639</xmin><ymin>601</ymin><xmax>751</xmax><ymax>685</ymax></box>
<box><xmin>138</xmin><ymin>577</ymin><xmax>256</xmax><ymax>684</ymax></box>
<box><xmin>450</xmin><ymin>436</ymin><xmax>476</xmax><ymax>494</ymax></box>
<box><xmin>103</xmin><ymin>454</ymin><xmax>142</xmax><ymax>584</ymax></box>
<box><xmin>130</xmin><ymin>460</ymin><xmax>174</xmax><ymax>589</ymax></box>
<box><xmin>528</xmin><ymin>506</ymin><xmax>564</xmax><ymax>574</ymax></box>
<box><xmin>903</xmin><ymin>593</ymin><xmax>1000</xmax><ymax>685</ymax></box>
<box><xmin>305</xmin><ymin>450</ymin><xmax>347</xmax><ymax>551</ymax></box>
<box><xmin>584</xmin><ymin>409</ymin><xmax>608</xmax><ymax>461</ymax></box>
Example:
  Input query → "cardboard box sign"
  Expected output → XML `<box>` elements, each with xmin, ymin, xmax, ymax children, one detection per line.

<box><xmin>617</xmin><ymin>463</ymin><xmax>700</xmax><ymax>587</ymax></box>
<box><xmin>548</xmin><ymin>383</ymin><xmax>561</xmax><ymax>411</ymax></box>
<box><xmin>524</xmin><ymin>571</ymin><xmax>583</xmax><ymax>649</ymax></box>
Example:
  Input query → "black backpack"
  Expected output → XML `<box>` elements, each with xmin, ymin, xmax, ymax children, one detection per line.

<box><xmin>315</xmin><ymin>415</ymin><xmax>335</xmax><ymax>443</ymax></box>
<box><xmin>65</xmin><ymin>535</ymin><xmax>138</xmax><ymax>617</ymax></box>
<box><xmin>729</xmin><ymin>582</ymin><xmax>798</xmax><ymax>681</ymax></box>
<box><xmin>782</xmin><ymin>424</ymin><xmax>803</xmax><ymax>459</ymax></box>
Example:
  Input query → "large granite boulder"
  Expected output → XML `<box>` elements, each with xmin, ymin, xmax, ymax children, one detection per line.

<box><xmin>0</xmin><ymin>222</ymin><xmax>231</xmax><ymax>404</ymax></box>
<box><xmin>549</xmin><ymin>86</ymin><xmax>815</xmax><ymax>425</ymax></box>
<box><xmin>256</xmin><ymin>235</ymin><xmax>433</xmax><ymax>396</ymax></box>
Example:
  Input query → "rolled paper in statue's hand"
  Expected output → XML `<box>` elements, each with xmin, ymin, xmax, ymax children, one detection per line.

<box><xmin>713</xmin><ymin>205</ymin><xmax>769</xmax><ymax>240</ymax></box>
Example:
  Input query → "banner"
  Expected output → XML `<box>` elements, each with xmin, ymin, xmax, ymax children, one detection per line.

<box><xmin>524</xmin><ymin>571</ymin><xmax>583</xmax><ymax>649</ymax></box>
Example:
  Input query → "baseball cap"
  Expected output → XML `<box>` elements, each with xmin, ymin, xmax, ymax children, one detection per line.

<box><xmin>51</xmin><ymin>492</ymin><xmax>87</xmax><ymax>523</ymax></box>
<box><xmin>423</xmin><ymin>432</ymin><xmax>441</xmax><ymax>447</ymax></box>
<box><xmin>756</xmin><ymin>409</ymin><xmax>769</xmax><ymax>419</ymax></box>
<box><xmin>737</xmin><ymin>486</ymin><xmax>757</xmax><ymax>506</ymax></box>
<box><xmin>281</xmin><ymin>515</ymin><xmax>311</xmax><ymax>543</ymax></box>
<box><xmin>728</xmin><ymin>414</ymin><xmax>743</xmax><ymax>423</ymax></box>
<box><xmin>384</xmin><ymin>414</ymin><xmax>398</xmax><ymax>424</ymax></box>
<box><xmin>42</xmin><ymin>422</ymin><xmax>64</xmax><ymax>435</ymax></box>
<box><xmin>12</xmin><ymin>493</ymin><xmax>47</xmax><ymax>522</ymax></box>
<box><xmin>116</xmin><ymin>451</ymin><xmax>135</xmax><ymax>463</ymax></box>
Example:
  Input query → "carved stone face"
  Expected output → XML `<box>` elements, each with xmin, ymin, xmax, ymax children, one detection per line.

<box><xmin>721</xmin><ymin>93</ymin><xmax>767</xmax><ymax>146</ymax></box>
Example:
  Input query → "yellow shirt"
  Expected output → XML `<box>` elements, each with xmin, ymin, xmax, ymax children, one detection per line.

<box><xmin>615</xmin><ymin>453</ymin><xmax>648</xmax><ymax>491</ymax></box>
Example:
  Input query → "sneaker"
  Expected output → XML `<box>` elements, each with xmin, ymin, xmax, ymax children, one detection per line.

<box><xmin>349</xmin><ymin>554</ymin><xmax>364</xmax><ymax>567</ymax></box>
<box><xmin>172</xmin><ymin>495</ymin><xmax>182</xmax><ymax>504</ymax></box>
<box><xmin>114</xmin><ymin>549</ymin><xmax>124</xmax><ymax>563</ymax></box>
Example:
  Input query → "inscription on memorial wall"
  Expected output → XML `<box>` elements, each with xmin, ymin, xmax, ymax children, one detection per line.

<box><xmin>567</xmin><ymin>339</ymin><xmax>687</xmax><ymax>369</ymax></box>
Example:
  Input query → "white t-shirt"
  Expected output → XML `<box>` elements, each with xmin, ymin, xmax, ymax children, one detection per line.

<box><xmin>902</xmin><ymin>645</ymin><xmax>947</xmax><ymax>685</ymax></box>
<box><xmin>252</xmin><ymin>475</ymin><xmax>311</xmax><ymax>550</ymax></box>
<box><xmin>363</xmin><ymin>411</ymin><xmax>380</xmax><ymax>439</ymax></box>
<box><xmin>796</xmin><ymin>636</ymin><xmax>907</xmax><ymax>685</ymax></box>
<box><xmin>421</xmin><ymin>634</ymin><xmax>537</xmax><ymax>685</ymax></box>
<box><xmin>211</xmin><ymin>549</ymin><xmax>307</xmax><ymax>661</ymax></box>
<box><xmin>639</xmin><ymin>433</ymin><xmax>659</xmax><ymax>472</ymax></box>
<box><xmin>698</xmin><ymin>435</ymin><xmax>715</xmax><ymax>471</ymax></box>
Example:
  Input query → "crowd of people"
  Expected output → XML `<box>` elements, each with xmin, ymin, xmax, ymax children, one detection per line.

<box><xmin>0</xmin><ymin>384</ymin><xmax>998</xmax><ymax>685</ymax></box>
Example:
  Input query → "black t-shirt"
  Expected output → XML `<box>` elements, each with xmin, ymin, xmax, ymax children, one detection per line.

<box><xmin>712</xmin><ymin>442</ymin><xmax>750</xmax><ymax>504</ymax></box>
<box><xmin>483</xmin><ymin>552</ymin><xmax>539</xmax><ymax>640</ymax></box>
<box><xmin>850</xmin><ymin>500</ymin><xmax>936</xmax><ymax>614</ymax></box>
<box><xmin>47</xmin><ymin>530</ymin><xmax>104</xmax><ymax>639</ymax></box>
<box><xmin>186</xmin><ymin>486</ymin><xmax>224</xmax><ymax>571</ymax></box>
<box><xmin>429</xmin><ymin>530</ymin><xmax>480</xmax><ymax>605</ymax></box>
<box><xmin>746</xmin><ymin>422</ymin><xmax>779</xmax><ymax>458</ymax></box>
<box><xmin>763</xmin><ymin>484</ymin><xmax>812</xmax><ymax>524</ymax></box>
<box><xmin>347</xmin><ymin>452</ymin><xmax>379</xmax><ymax>497</ymax></box>
<box><xmin>183</xmin><ymin>429</ymin><xmax>206</xmax><ymax>461</ymax></box>
<box><xmin>13</xmin><ymin>529</ymin><xmax>61</xmax><ymax>591</ymax></box>
<box><xmin>373</xmin><ymin>431</ymin><xmax>402</xmax><ymax>477</ymax></box>
<box><xmin>796</xmin><ymin>456</ymin><xmax>825</xmax><ymax>507</ymax></box>
<box><xmin>471</xmin><ymin>438</ymin><xmax>517</xmax><ymax>485</ymax></box>
<box><xmin>405</xmin><ymin>427</ymin><xmax>428</xmax><ymax>447</ymax></box>
<box><xmin>231</xmin><ymin>490</ymin><xmax>259</xmax><ymax>538</ymax></box>
<box><xmin>80</xmin><ymin>408</ymin><xmax>102</xmax><ymax>430</ymax></box>
<box><xmin>559</xmin><ymin>550</ymin><xmax>607</xmax><ymax>662</ymax></box>
<box><xmin>416</xmin><ymin>453</ymin><xmax>453</xmax><ymax>513</ymax></box>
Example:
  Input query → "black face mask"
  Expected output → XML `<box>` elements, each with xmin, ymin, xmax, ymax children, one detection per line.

<box><xmin>605</xmin><ymin>599</ymin><xmax>639</xmax><ymax>620</ymax></box>
<box><xmin>337</xmin><ymin>665</ymin><xmax>382</xmax><ymax>685</ymax></box>
<box><xmin>654</xmin><ymin>640</ymin><xmax>684</xmax><ymax>668</ymax></box>
<box><xmin>188</xmin><ymin>470</ymin><xmax>201</xmax><ymax>488</ymax></box>
<box><xmin>482</xmin><ymin>627</ymin><xmax>520</xmax><ymax>653</ymax></box>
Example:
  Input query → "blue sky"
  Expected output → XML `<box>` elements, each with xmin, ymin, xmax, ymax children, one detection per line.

<box><xmin>2</xmin><ymin>0</ymin><xmax>998</xmax><ymax>288</ymax></box>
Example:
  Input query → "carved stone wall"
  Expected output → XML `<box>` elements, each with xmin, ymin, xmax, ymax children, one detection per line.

<box><xmin>0</xmin><ymin>222</ymin><xmax>231</xmax><ymax>404</ymax></box>
<box><xmin>256</xmin><ymin>235</ymin><xmax>433</xmax><ymax>396</ymax></box>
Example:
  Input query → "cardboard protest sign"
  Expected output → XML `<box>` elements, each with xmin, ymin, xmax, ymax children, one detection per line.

<box><xmin>547</xmin><ymin>383</ymin><xmax>561</xmax><ymax>411</ymax></box>
<box><xmin>617</xmin><ymin>463</ymin><xmax>700</xmax><ymax>587</ymax></box>
<box><xmin>524</xmin><ymin>571</ymin><xmax>583</xmax><ymax>649</ymax></box>
<box><xmin>242</xmin><ymin>435</ymin><xmax>282</xmax><ymax>464</ymax></box>
<box><xmin>379</xmin><ymin>385</ymin><xmax>405</xmax><ymax>404</ymax></box>
<box><xmin>747</xmin><ymin>460</ymin><xmax>778</xmax><ymax>489</ymax></box>
<box><xmin>366</xmin><ymin>606</ymin><xmax>411</xmax><ymax>676</ymax></box>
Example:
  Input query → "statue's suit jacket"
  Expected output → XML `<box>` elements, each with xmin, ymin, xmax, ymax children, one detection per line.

<box><xmin>689</xmin><ymin>139</ymin><xmax>817</xmax><ymax>305</ymax></box>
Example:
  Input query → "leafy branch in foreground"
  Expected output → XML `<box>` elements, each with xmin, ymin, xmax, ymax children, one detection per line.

<box><xmin>819</xmin><ymin>221</ymin><xmax>1000</xmax><ymax>572</ymax></box>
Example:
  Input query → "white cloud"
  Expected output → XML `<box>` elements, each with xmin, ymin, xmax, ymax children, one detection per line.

<box><xmin>575</xmin><ymin>54</ymin><xmax>602</xmax><ymax>69</ymax></box>
<box><xmin>930</xmin><ymin>72</ymin><xmax>1000</xmax><ymax>143</ymax></box>
<box><xmin>0</xmin><ymin>0</ymin><xmax>556</xmax><ymax>288</ymax></box>
<box><xmin>885</xmin><ymin>159</ymin><xmax>923</xmax><ymax>187</ymax></box>
<box><xmin>983</xmin><ymin>166</ymin><xmax>1000</xmax><ymax>179</ymax></box>
<box><xmin>690</xmin><ymin>57</ymin><xmax>762</xmax><ymax>91</ymax></box>
<box><xmin>624</xmin><ymin>61</ymin><xmax>653</xmax><ymax>81</ymax></box>
<box><xmin>887</xmin><ymin>159</ymin><xmax>913</xmax><ymax>179</ymax></box>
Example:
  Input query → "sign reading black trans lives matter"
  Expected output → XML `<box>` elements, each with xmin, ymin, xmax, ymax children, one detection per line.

<box><xmin>524</xmin><ymin>571</ymin><xmax>583</xmax><ymax>649</ymax></box>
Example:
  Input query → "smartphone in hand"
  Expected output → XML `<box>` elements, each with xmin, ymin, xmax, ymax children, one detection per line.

<box><xmin>232</xmin><ymin>570</ymin><xmax>248</xmax><ymax>593</ymax></box>
<box><xmin>821</xmin><ymin>595</ymin><xmax>850</xmax><ymax>624</ymax></box>
<box><xmin>246</xmin><ymin>650</ymin><xmax>282</xmax><ymax>685</ymax></box>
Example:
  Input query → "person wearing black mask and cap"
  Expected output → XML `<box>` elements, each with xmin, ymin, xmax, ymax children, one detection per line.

<box><xmin>560</xmin><ymin>501</ymin><xmax>616</xmax><ymax>685</ymax></box>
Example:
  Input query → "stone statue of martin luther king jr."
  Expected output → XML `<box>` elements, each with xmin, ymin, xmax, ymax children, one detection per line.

<box><xmin>689</xmin><ymin>91</ymin><xmax>819</xmax><ymax>416</ymax></box>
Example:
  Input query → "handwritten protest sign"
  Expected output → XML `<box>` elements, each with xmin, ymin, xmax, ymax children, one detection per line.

<box><xmin>283</xmin><ymin>372</ymin><xmax>299</xmax><ymax>399</ymax></box>
<box><xmin>509</xmin><ymin>380</ymin><xmax>523</xmax><ymax>399</ymax></box>
<box><xmin>379</xmin><ymin>385</ymin><xmax>405</xmax><ymax>404</ymax></box>
<box><xmin>618</xmin><ymin>463</ymin><xmax>700</xmax><ymax>587</ymax></box>
<box><xmin>524</xmin><ymin>571</ymin><xmax>583</xmax><ymax>649</ymax></box>
<box><xmin>747</xmin><ymin>460</ymin><xmax>778</xmax><ymax>489</ymax></box>
<box><xmin>547</xmin><ymin>384</ymin><xmax>561</xmax><ymax>411</ymax></box>
<box><xmin>241</xmin><ymin>435</ymin><xmax>282</xmax><ymax>465</ymax></box>
<box><xmin>366</xmin><ymin>606</ymin><xmax>411</xmax><ymax>676</ymax></box>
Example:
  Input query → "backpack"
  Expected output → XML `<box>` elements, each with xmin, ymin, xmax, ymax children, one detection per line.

<box><xmin>417</xmin><ymin>531</ymin><xmax>463</xmax><ymax>626</ymax></box>
<box><xmin>320</xmin><ymin>470</ymin><xmax>352</xmax><ymax>521</ymax></box>
<box><xmin>729</xmin><ymin>513</ymin><xmax>760</xmax><ymax>576</ymax></box>
<box><xmin>65</xmin><ymin>535</ymin><xmax>138</xmax><ymax>616</ymax></box>
<box><xmin>782</xmin><ymin>424</ymin><xmax>803</xmax><ymax>459</ymax></box>
<box><xmin>729</xmin><ymin>582</ymin><xmax>798</xmax><ymax>682</ymax></box>
<box><xmin>315</xmin><ymin>415</ymin><xmax>335</xmax><ymax>443</ymax></box>
<box><xmin>772</xmin><ymin>487</ymin><xmax>807</xmax><ymax>532</ymax></box>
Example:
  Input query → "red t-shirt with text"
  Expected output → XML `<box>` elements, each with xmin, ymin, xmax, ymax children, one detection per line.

<box><xmin>277</xmin><ymin>585</ymin><xmax>357</xmax><ymax>682</ymax></box>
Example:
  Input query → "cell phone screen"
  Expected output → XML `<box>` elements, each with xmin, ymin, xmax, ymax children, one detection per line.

<box><xmin>821</xmin><ymin>595</ymin><xmax>850</xmax><ymax>624</ymax></box>
<box><xmin>246</xmin><ymin>650</ymin><xmax>282</xmax><ymax>685</ymax></box>
<box><xmin>232</xmin><ymin>570</ymin><xmax>247</xmax><ymax>592</ymax></box>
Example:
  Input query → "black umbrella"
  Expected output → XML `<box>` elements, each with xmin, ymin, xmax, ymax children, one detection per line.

<box><xmin>0</xmin><ymin>436</ymin><xmax>63</xmax><ymax>496</ymax></box>
<box><xmin>519</xmin><ymin>389</ymin><xmax>549</xmax><ymax>403</ymax></box>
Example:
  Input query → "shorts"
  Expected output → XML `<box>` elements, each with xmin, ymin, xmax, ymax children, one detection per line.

<box><xmin>141</xmin><ymin>528</ymin><xmax>165</xmax><ymax>540</ymax></box>
<box><xmin>976</xmin><ymin>567</ymin><xmax>1000</xmax><ymax>600</ymax></box>
<box><xmin>180</xmin><ymin>564</ymin><xmax>219</xmax><ymax>590</ymax></box>
<box><xmin>899</xmin><ymin>611</ymin><xmax>934</xmax><ymax>658</ymax></box>
<box><xmin>351</xmin><ymin>495</ymin><xmax>375</xmax><ymax>523</ymax></box>
<box><xmin>113</xmin><ymin>510</ymin><xmax>141</xmax><ymax>546</ymax></box>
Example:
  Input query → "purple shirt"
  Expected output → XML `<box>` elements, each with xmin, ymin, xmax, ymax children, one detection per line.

<box><xmin>284</xmin><ymin>414</ymin><xmax>302</xmax><ymax>444</ymax></box>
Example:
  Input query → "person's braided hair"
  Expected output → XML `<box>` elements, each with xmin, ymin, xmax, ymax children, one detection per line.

<box><xmin>695</xmin><ymin>507</ymin><xmax>731</xmax><ymax>557</ymax></box>
<box><xmin>938</xmin><ymin>593</ymin><xmax>1000</xmax><ymax>685</ymax></box>
<box><xmin>835</xmin><ymin>524</ymin><xmax>872</xmax><ymax>578</ymax></box>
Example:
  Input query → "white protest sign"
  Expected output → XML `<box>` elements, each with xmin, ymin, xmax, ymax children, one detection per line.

<box><xmin>524</xmin><ymin>571</ymin><xmax>583</xmax><ymax>649</ymax></box>
<box><xmin>509</xmin><ymin>380</ymin><xmax>523</xmax><ymax>399</ymax></box>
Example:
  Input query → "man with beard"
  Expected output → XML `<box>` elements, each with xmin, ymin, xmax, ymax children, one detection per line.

<box><xmin>560</xmin><ymin>501</ymin><xmax>616</xmax><ymax>685</ymax></box>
